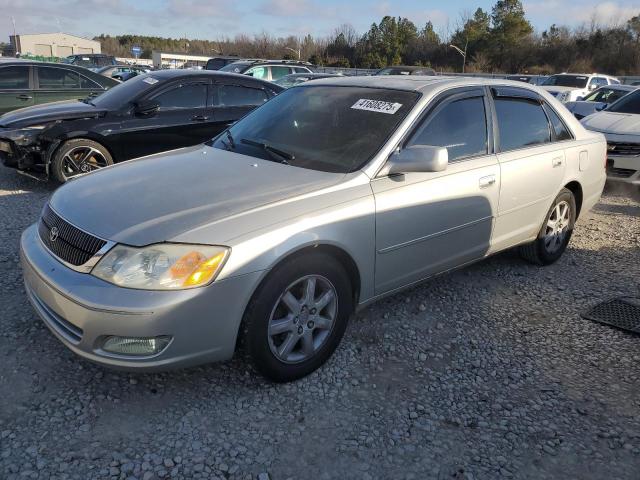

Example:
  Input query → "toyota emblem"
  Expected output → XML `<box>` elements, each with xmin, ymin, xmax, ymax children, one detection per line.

<box><xmin>49</xmin><ymin>226</ymin><xmax>59</xmax><ymax>242</ymax></box>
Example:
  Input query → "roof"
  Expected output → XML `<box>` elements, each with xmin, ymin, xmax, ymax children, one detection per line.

<box><xmin>142</xmin><ymin>69</ymin><xmax>282</xmax><ymax>87</ymax></box>
<box><xmin>298</xmin><ymin>75</ymin><xmax>557</xmax><ymax>94</ymax></box>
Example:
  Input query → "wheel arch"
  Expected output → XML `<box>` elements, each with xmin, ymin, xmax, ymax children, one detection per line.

<box><xmin>234</xmin><ymin>241</ymin><xmax>362</xmax><ymax>354</ymax></box>
<box><xmin>563</xmin><ymin>180</ymin><xmax>583</xmax><ymax>218</ymax></box>
<box><xmin>46</xmin><ymin>132</ymin><xmax>117</xmax><ymax>166</ymax></box>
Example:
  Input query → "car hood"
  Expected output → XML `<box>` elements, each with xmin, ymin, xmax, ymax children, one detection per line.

<box><xmin>581</xmin><ymin>111</ymin><xmax>640</xmax><ymax>135</ymax></box>
<box><xmin>564</xmin><ymin>101</ymin><xmax>602</xmax><ymax>115</ymax></box>
<box><xmin>49</xmin><ymin>144</ymin><xmax>346</xmax><ymax>246</ymax></box>
<box><xmin>0</xmin><ymin>100</ymin><xmax>105</xmax><ymax>128</ymax></box>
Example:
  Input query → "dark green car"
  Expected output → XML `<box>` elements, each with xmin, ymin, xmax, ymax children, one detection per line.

<box><xmin>0</xmin><ymin>60</ymin><xmax>120</xmax><ymax>115</ymax></box>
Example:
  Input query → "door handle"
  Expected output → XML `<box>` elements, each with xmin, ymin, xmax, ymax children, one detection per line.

<box><xmin>552</xmin><ymin>157</ymin><xmax>563</xmax><ymax>168</ymax></box>
<box><xmin>17</xmin><ymin>94</ymin><xmax>33</xmax><ymax>100</ymax></box>
<box><xmin>192</xmin><ymin>115</ymin><xmax>209</xmax><ymax>121</ymax></box>
<box><xmin>479</xmin><ymin>174</ymin><xmax>496</xmax><ymax>188</ymax></box>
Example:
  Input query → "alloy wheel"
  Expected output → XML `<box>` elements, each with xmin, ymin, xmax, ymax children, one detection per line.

<box><xmin>267</xmin><ymin>274</ymin><xmax>338</xmax><ymax>364</ymax></box>
<box><xmin>60</xmin><ymin>146</ymin><xmax>109</xmax><ymax>180</ymax></box>
<box><xmin>544</xmin><ymin>200</ymin><xmax>571</xmax><ymax>254</ymax></box>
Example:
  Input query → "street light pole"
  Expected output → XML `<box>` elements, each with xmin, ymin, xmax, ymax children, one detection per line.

<box><xmin>285</xmin><ymin>46</ymin><xmax>300</xmax><ymax>60</ymax></box>
<box><xmin>449</xmin><ymin>42</ymin><xmax>467</xmax><ymax>73</ymax></box>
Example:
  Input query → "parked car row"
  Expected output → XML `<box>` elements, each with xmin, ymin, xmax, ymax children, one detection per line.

<box><xmin>14</xmin><ymin>74</ymin><xmax>608</xmax><ymax>382</ymax></box>
<box><xmin>0</xmin><ymin>70</ymin><xmax>282</xmax><ymax>181</ymax></box>
<box><xmin>0</xmin><ymin>60</ymin><xmax>119</xmax><ymax>114</ymax></box>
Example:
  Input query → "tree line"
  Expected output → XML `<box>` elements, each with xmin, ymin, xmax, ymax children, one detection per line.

<box><xmin>96</xmin><ymin>0</ymin><xmax>640</xmax><ymax>75</ymax></box>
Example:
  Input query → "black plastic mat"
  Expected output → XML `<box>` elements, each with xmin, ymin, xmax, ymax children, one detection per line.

<box><xmin>582</xmin><ymin>297</ymin><xmax>640</xmax><ymax>333</ymax></box>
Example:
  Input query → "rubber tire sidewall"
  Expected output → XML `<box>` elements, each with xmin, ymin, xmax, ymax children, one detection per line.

<box><xmin>51</xmin><ymin>138</ymin><xmax>113</xmax><ymax>183</ymax></box>
<box><xmin>533</xmin><ymin>188</ymin><xmax>576</xmax><ymax>265</ymax></box>
<box><xmin>244</xmin><ymin>252</ymin><xmax>353</xmax><ymax>382</ymax></box>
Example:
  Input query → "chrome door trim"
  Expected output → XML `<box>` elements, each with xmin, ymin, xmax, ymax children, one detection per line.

<box><xmin>377</xmin><ymin>215</ymin><xmax>494</xmax><ymax>254</ymax></box>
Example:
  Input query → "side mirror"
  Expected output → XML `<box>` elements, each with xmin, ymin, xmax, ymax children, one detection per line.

<box><xmin>134</xmin><ymin>100</ymin><xmax>160</xmax><ymax>116</ymax></box>
<box><xmin>381</xmin><ymin>145</ymin><xmax>448</xmax><ymax>176</ymax></box>
<box><xmin>588</xmin><ymin>84</ymin><xmax>597</xmax><ymax>91</ymax></box>
<box><xmin>576</xmin><ymin>96</ymin><xmax>583</xmax><ymax>101</ymax></box>
<box><xmin>595</xmin><ymin>103</ymin><xmax>607</xmax><ymax>112</ymax></box>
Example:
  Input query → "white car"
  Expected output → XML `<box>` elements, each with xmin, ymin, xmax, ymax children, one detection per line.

<box><xmin>565</xmin><ymin>85</ymin><xmax>637</xmax><ymax>120</ymax></box>
<box><xmin>581</xmin><ymin>88</ymin><xmax>640</xmax><ymax>185</ymax></box>
<box><xmin>541</xmin><ymin>73</ymin><xmax>620</xmax><ymax>103</ymax></box>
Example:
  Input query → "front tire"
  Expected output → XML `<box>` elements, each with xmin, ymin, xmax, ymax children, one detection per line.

<box><xmin>243</xmin><ymin>253</ymin><xmax>353</xmax><ymax>382</ymax></box>
<box><xmin>519</xmin><ymin>188</ymin><xmax>576</xmax><ymax>265</ymax></box>
<box><xmin>51</xmin><ymin>138</ymin><xmax>113</xmax><ymax>183</ymax></box>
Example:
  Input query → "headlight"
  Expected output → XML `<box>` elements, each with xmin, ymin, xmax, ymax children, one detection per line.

<box><xmin>92</xmin><ymin>243</ymin><xmax>230</xmax><ymax>290</ymax></box>
<box><xmin>5</xmin><ymin>125</ymin><xmax>51</xmax><ymax>146</ymax></box>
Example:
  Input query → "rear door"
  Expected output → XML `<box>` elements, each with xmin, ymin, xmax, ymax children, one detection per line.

<box><xmin>0</xmin><ymin>65</ymin><xmax>33</xmax><ymax>114</ymax></box>
<box><xmin>211</xmin><ymin>81</ymin><xmax>271</xmax><ymax>134</ymax></box>
<box><xmin>490</xmin><ymin>87</ymin><xmax>567</xmax><ymax>251</ymax></box>
<box><xmin>114</xmin><ymin>79</ymin><xmax>212</xmax><ymax>160</ymax></box>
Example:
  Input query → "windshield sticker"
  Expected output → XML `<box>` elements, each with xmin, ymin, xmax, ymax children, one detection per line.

<box><xmin>351</xmin><ymin>99</ymin><xmax>403</xmax><ymax>114</ymax></box>
<box><xmin>143</xmin><ymin>77</ymin><xmax>159</xmax><ymax>85</ymax></box>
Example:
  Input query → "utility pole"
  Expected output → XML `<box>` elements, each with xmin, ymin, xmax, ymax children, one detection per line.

<box><xmin>285</xmin><ymin>46</ymin><xmax>300</xmax><ymax>60</ymax></box>
<box><xmin>449</xmin><ymin>40</ymin><xmax>468</xmax><ymax>74</ymax></box>
<box><xmin>11</xmin><ymin>16</ymin><xmax>18</xmax><ymax>56</ymax></box>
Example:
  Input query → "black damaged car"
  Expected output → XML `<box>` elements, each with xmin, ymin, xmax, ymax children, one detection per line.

<box><xmin>0</xmin><ymin>70</ymin><xmax>283</xmax><ymax>182</ymax></box>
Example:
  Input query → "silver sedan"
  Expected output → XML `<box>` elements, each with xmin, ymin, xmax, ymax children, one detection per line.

<box><xmin>21</xmin><ymin>76</ymin><xmax>606</xmax><ymax>381</ymax></box>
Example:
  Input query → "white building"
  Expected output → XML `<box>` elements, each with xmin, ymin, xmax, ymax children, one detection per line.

<box><xmin>151</xmin><ymin>51</ymin><xmax>211</xmax><ymax>69</ymax></box>
<box><xmin>10</xmin><ymin>32</ymin><xmax>101</xmax><ymax>58</ymax></box>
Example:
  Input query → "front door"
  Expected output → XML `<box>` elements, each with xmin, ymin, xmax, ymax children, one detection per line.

<box><xmin>372</xmin><ymin>89</ymin><xmax>500</xmax><ymax>294</ymax></box>
<box><xmin>0</xmin><ymin>65</ymin><xmax>34</xmax><ymax>114</ymax></box>
<box><xmin>115</xmin><ymin>80</ymin><xmax>213</xmax><ymax>160</ymax></box>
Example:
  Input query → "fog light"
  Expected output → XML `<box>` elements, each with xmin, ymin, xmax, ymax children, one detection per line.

<box><xmin>102</xmin><ymin>336</ymin><xmax>172</xmax><ymax>356</ymax></box>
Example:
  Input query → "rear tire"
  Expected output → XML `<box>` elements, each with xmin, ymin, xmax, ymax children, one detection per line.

<box><xmin>51</xmin><ymin>138</ymin><xmax>113</xmax><ymax>183</ymax></box>
<box><xmin>242</xmin><ymin>253</ymin><xmax>353</xmax><ymax>382</ymax></box>
<box><xmin>519</xmin><ymin>188</ymin><xmax>576</xmax><ymax>266</ymax></box>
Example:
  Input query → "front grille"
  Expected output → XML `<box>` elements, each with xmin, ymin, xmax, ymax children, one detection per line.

<box><xmin>38</xmin><ymin>204</ymin><xmax>106</xmax><ymax>266</ymax></box>
<box><xmin>608</xmin><ymin>141</ymin><xmax>640</xmax><ymax>157</ymax></box>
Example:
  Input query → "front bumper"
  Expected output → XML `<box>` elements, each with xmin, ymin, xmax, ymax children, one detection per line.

<box><xmin>607</xmin><ymin>155</ymin><xmax>640</xmax><ymax>185</ymax></box>
<box><xmin>20</xmin><ymin>224</ymin><xmax>263</xmax><ymax>371</ymax></box>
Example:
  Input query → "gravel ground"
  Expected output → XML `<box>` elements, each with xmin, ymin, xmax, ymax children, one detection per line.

<box><xmin>1</xmin><ymin>165</ymin><xmax>639</xmax><ymax>480</ymax></box>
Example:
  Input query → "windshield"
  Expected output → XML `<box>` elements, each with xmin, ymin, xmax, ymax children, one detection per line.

<box><xmin>273</xmin><ymin>75</ymin><xmax>309</xmax><ymax>88</ymax></box>
<box><xmin>607</xmin><ymin>89</ymin><xmax>640</xmax><ymax>114</ymax></box>
<box><xmin>65</xmin><ymin>56</ymin><xmax>96</xmax><ymax>68</ymax></box>
<box><xmin>219</xmin><ymin>62</ymin><xmax>252</xmax><ymax>73</ymax></box>
<box><xmin>543</xmin><ymin>75</ymin><xmax>588</xmax><ymax>88</ymax></box>
<box><xmin>583</xmin><ymin>87</ymin><xmax>629</xmax><ymax>104</ymax></box>
<box><xmin>212</xmin><ymin>85</ymin><xmax>419</xmax><ymax>173</ymax></box>
<box><xmin>91</xmin><ymin>74</ymin><xmax>159</xmax><ymax>109</ymax></box>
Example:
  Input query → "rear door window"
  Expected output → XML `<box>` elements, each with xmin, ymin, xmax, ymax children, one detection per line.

<box><xmin>79</xmin><ymin>75</ymin><xmax>102</xmax><ymax>89</ymax></box>
<box><xmin>37</xmin><ymin>67</ymin><xmax>81</xmax><ymax>89</ymax></box>
<box><xmin>495</xmin><ymin>97</ymin><xmax>551</xmax><ymax>151</ymax></box>
<box><xmin>409</xmin><ymin>95</ymin><xmax>488</xmax><ymax>161</ymax></box>
<box><xmin>0</xmin><ymin>66</ymin><xmax>30</xmax><ymax>89</ymax></box>
<box><xmin>214</xmin><ymin>85</ymin><xmax>268</xmax><ymax>107</ymax></box>
<box><xmin>152</xmin><ymin>83</ymin><xmax>207</xmax><ymax>109</ymax></box>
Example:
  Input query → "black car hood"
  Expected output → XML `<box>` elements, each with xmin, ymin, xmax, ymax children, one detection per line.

<box><xmin>0</xmin><ymin>100</ymin><xmax>106</xmax><ymax>128</ymax></box>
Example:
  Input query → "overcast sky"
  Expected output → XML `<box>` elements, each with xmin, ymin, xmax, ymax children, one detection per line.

<box><xmin>1</xmin><ymin>0</ymin><xmax>638</xmax><ymax>42</ymax></box>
